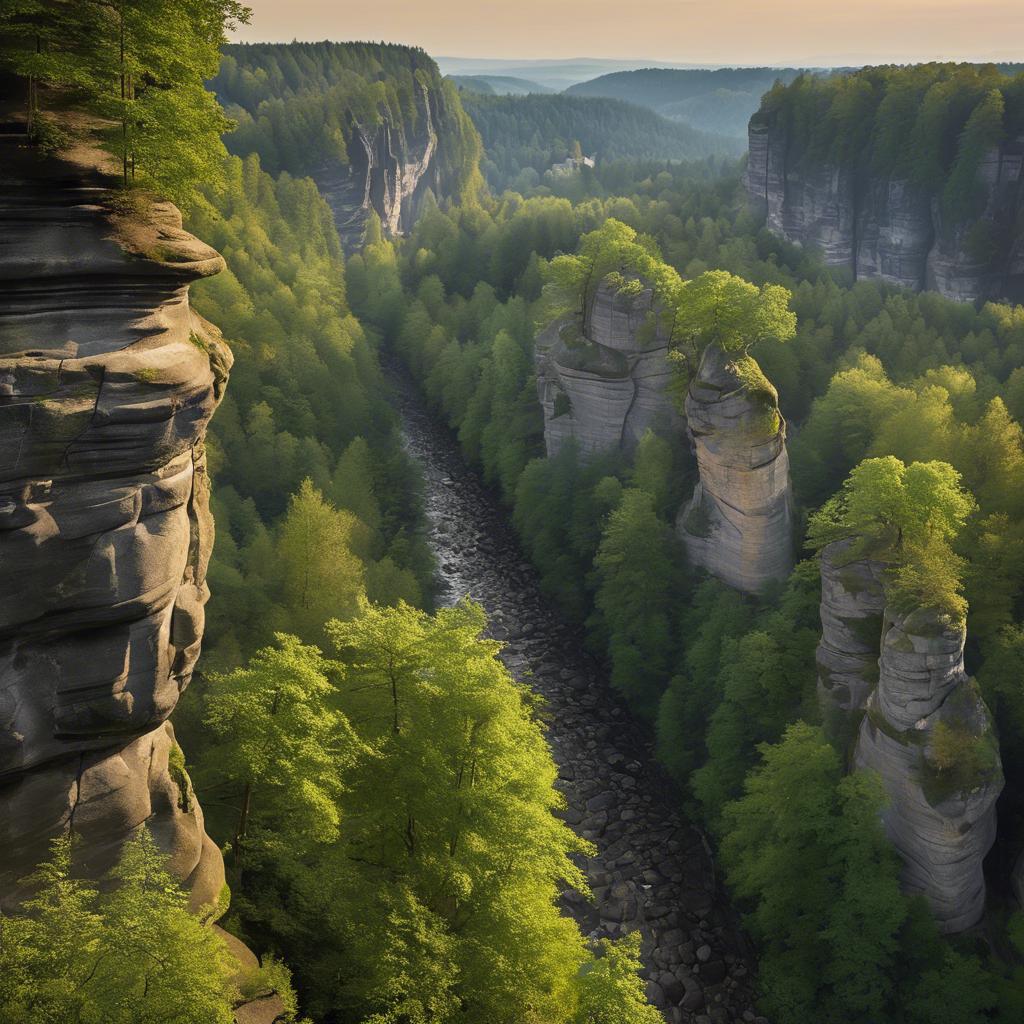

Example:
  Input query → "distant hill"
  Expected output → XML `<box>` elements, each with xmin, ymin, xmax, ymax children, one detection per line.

<box><xmin>460</xmin><ymin>91</ymin><xmax>744</xmax><ymax>191</ymax></box>
<box><xmin>449</xmin><ymin>74</ymin><xmax>553</xmax><ymax>95</ymax></box>
<box><xmin>566</xmin><ymin>67</ymin><xmax>810</xmax><ymax>137</ymax></box>
<box><xmin>437</xmin><ymin>56</ymin><xmax>709</xmax><ymax>91</ymax></box>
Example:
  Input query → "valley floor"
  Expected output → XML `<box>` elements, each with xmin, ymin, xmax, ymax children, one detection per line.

<box><xmin>391</xmin><ymin>362</ymin><xmax>764</xmax><ymax>1024</ymax></box>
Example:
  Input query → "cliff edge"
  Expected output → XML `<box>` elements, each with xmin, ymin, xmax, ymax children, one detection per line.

<box><xmin>0</xmin><ymin>133</ymin><xmax>230</xmax><ymax>913</ymax></box>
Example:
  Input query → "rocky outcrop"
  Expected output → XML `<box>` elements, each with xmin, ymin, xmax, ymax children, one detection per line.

<box><xmin>0</xmin><ymin>139</ymin><xmax>229</xmax><ymax>911</ymax></box>
<box><xmin>854</xmin><ymin>609</ymin><xmax>1003</xmax><ymax>932</ymax></box>
<box><xmin>535</xmin><ymin>279</ymin><xmax>684</xmax><ymax>459</ymax></box>
<box><xmin>315</xmin><ymin>83</ymin><xmax>449</xmax><ymax>251</ymax></box>
<box><xmin>816</xmin><ymin>540</ymin><xmax>887</xmax><ymax>747</ymax></box>
<box><xmin>676</xmin><ymin>344</ymin><xmax>794</xmax><ymax>593</ymax></box>
<box><xmin>746</xmin><ymin>115</ymin><xmax>1024</xmax><ymax>303</ymax></box>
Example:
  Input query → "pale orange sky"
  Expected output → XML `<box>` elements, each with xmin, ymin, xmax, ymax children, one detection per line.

<box><xmin>235</xmin><ymin>0</ymin><xmax>1024</xmax><ymax>66</ymax></box>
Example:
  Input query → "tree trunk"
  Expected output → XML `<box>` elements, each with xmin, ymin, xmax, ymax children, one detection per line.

<box><xmin>233</xmin><ymin>781</ymin><xmax>252</xmax><ymax>866</ymax></box>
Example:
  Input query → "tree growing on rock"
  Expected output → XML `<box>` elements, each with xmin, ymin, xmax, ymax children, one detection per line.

<box><xmin>807</xmin><ymin>456</ymin><xmax>976</xmax><ymax>621</ymax></box>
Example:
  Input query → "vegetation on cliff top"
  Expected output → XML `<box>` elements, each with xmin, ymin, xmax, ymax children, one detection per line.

<box><xmin>756</xmin><ymin>63</ymin><xmax>1024</xmax><ymax>223</ymax></box>
<box><xmin>210</xmin><ymin>40</ymin><xmax>483</xmax><ymax>203</ymax></box>
<box><xmin>0</xmin><ymin>0</ymin><xmax>251</xmax><ymax>205</ymax></box>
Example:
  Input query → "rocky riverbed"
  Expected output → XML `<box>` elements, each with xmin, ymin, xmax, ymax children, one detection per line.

<box><xmin>392</xmin><ymin>367</ymin><xmax>766</xmax><ymax>1024</ymax></box>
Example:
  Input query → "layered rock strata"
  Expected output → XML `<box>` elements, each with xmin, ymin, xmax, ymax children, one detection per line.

<box><xmin>816</xmin><ymin>539</ymin><xmax>887</xmax><ymax>746</ymax></box>
<box><xmin>0</xmin><ymin>141</ymin><xmax>230</xmax><ymax>911</ymax></box>
<box><xmin>676</xmin><ymin>343</ymin><xmax>794</xmax><ymax>593</ymax></box>
<box><xmin>535</xmin><ymin>279</ymin><xmax>684</xmax><ymax>459</ymax></box>
<box><xmin>746</xmin><ymin>115</ymin><xmax>1024</xmax><ymax>303</ymax></box>
<box><xmin>854</xmin><ymin>609</ymin><xmax>1003</xmax><ymax>932</ymax></box>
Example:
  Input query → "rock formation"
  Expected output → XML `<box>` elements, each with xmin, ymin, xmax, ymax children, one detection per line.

<box><xmin>0</xmin><ymin>139</ymin><xmax>229</xmax><ymax>913</ymax></box>
<box><xmin>816</xmin><ymin>539</ymin><xmax>887</xmax><ymax>747</ymax></box>
<box><xmin>315</xmin><ymin>82</ymin><xmax>446</xmax><ymax>251</ymax></box>
<box><xmin>535</xmin><ymin>278</ymin><xmax>684</xmax><ymax>459</ymax></box>
<box><xmin>676</xmin><ymin>343</ymin><xmax>794</xmax><ymax>593</ymax></box>
<box><xmin>854</xmin><ymin>609</ymin><xmax>1003</xmax><ymax>932</ymax></box>
<box><xmin>746</xmin><ymin>114</ymin><xmax>1024</xmax><ymax>303</ymax></box>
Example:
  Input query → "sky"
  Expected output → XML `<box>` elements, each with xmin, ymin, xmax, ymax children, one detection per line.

<box><xmin>234</xmin><ymin>0</ymin><xmax>1024</xmax><ymax>67</ymax></box>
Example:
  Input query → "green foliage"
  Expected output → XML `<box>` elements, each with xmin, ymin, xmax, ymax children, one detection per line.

<box><xmin>808</xmin><ymin>456</ymin><xmax>976</xmax><ymax>621</ymax></box>
<box><xmin>186</xmin><ymin>153</ymin><xmax>431</xmax><ymax>666</ymax></box>
<box><xmin>211</xmin><ymin>42</ymin><xmax>482</xmax><ymax>205</ymax></box>
<box><xmin>593</xmin><ymin>489</ymin><xmax>683</xmax><ymax>719</ymax></box>
<box><xmin>573</xmin><ymin>934</ymin><xmax>664</xmax><ymax>1024</ymax></box>
<box><xmin>203</xmin><ymin>633</ymin><xmax>358</xmax><ymax>863</ymax></box>
<box><xmin>0</xmin><ymin>1</ymin><xmax>251</xmax><ymax>206</ymax></box>
<box><xmin>191</xmin><ymin>599</ymin><xmax>657</xmax><ymax>1023</ymax></box>
<box><xmin>0</xmin><ymin>831</ymin><xmax>244</xmax><ymax>1024</ymax></box>
<box><xmin>461</xmin><ymin>90</ymin><xmax>743</xmax><ymax>192</ymax></box>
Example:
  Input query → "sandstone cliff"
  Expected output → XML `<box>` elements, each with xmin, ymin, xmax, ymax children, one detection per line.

<box><xmin>854</xmin><ymin>609</ymin><xmax>1003</xmax><ymax>933</ymax></box>
<box><xmin>314</xmin><ymin>81</ymin><xmax>447</xmax><ymax>251</ymax></box>
<box><xmin>676</xmin><ymin>343</ymin><xmax>794</xmax><ymax>593</ymax></box>
<box><xmin>816</xmin><ymin>539</ymin><xmax>887</xmax><ymax>747</ymax></box>
<box><xmin>0</xmin><ymin>139</ymin><xmax>229</xmax><ymax>913</ymax></box>
<box><xmin>535</xmin><ymin>278</ymin><xmax>684</xmax><ymax>459</ymax></box>
<box><xmin>746</xmin><ymin>114</ymin><xmax>1024</xmax><ymax>303</ymax></box>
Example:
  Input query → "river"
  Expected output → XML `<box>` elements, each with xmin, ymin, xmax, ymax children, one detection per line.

<box><xmin>391</xmin><ymin>365</ymin><xmax>766</xmax><ymax>1024</ymax></box>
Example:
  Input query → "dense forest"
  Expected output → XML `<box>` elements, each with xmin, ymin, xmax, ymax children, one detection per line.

<box><xmin>565</xmin><ymin>67</ymin><xmax>809</xmax><ymax>138</ymax></box>
<box><xmin>209</xmin><ymin>40</ymin><xmax>481</xmax><ymax>194</ymax></box>
<box><xmin>5</xmin><ymin>8</ymin><xmax>1024</xmax><ymax>1024</ymax></box>
<box><xmin>459</xmin><ymin>90</ymin><xmax>743</xmax><ymax>192</ymax></box>
<box><xmin>340</xmin><ymin>86</ymin><xmax>1024</xmax><ymax>1017</ymax></box>
<box><xmin>756</xmin><ymin>64</ymin><xmax>1024</xmax><ymax>217</ymax></box>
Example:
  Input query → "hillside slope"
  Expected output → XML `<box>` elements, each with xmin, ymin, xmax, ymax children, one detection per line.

<box><xmin>211</xmin><ymin>42</ymin><xmax>482</xmax><ymax>248</ymax></box>
<box><xmin>462</xmin><ymin>91</ymin><xmax>744</xmax><ymax>191</ymax></box>
<box><xmin>566</xmin><ymin>66</ymin><xmax>808</xmax><ymax>137</ymax></box>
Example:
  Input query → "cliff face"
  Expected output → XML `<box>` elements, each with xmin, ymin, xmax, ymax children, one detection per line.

<box><xmin>315</xmin><ymin>81</ymin><xmax>450</xmax><ymax>251</ymax></box>
<box><xmin>746</xmin><ymin>116</ymin><xmax>1024</xmax><ymax>303</ymax></box>
<box><xmin>816</xmin><ymin>540</ymin><xmax>887</xmax><ymax>746</ymax></box>
<box><xmin>535</xmin><ymin>279</ymin><xmax>684</xmax><ymax>459</ymax></box>
<box><xmin>676</xmin><ymin>343</ymin><xmax>794</xmax><ymax>593</ymax></box>
<box><xmin>854</xmin><ymin>609</ymin><xmax>1003</xmax><ymax>933</ymax></box>
<box><xmin>0</xmin><ymin>143</ymin><xmax>230</xmax><ymax>911</ymax></box>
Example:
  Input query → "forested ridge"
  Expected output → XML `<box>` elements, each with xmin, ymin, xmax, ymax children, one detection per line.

<box><xmin>209</xmin><ymin>40</ymin><xmax>482</xmax><ymax>196</ymax></box>
<box><xmin>756</xmin><ymin>63</ymin><xmax>1024</xmax><ymax>221</ymax></box>
<box><xmin>5</xmin><ymin>11</ymin><xmax>1024</xmax><ymax>1024</ymax></box>
<box><xmin>459</xmin><ymin>90</ymin><xmax>743</xmax><ymax>193</ymax></box>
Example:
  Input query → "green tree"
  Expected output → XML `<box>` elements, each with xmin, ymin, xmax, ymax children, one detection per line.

<box><xmin>574</xmin><ymin>934</ymin><xmax>663</xmax><ymax>1024</ymax></box>
<box><xmin>721</xmin><ymin>723</ymin><xmax>906</xmax><ymax>1024</ymax></box>
<box><xmin>0</xmin><ymin>831</ymin><xmax>249</xmax><ymax>1024</ymax></box>
<box><xmin>203</xmin><ymin>633</ymin><xmax>359</xmax><ymax>866</ymax></box>
<box><xmin>808</xmin><ymin>457</ymin><xmax>976</xmax><ymax>621</ymax></box>
<box><xmin>276</xmin><ymin>478</ymin><xmax>366</xmax><ymax>642</ymax></box>
<box><xmin>315</xmin><ymin>601</ymin><xmax>596</xmax><ymax>1022</ymax></box>
<box><xmin>593</xmin><ymin>489</ymin><xmax>682</xmax><ymax>719</ymax></box>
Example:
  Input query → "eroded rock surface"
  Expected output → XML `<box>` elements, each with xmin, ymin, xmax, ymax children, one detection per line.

<box><xmin>677</xmin><ymin>344</ymin><xmax>794</xmax><ymax>593</ymax></box>
<box><xmin>536</xmin><ymin>279</ymin><xmax>684</xmax><ymax>459</ymax></box>
<box><xmin>816</xmin><ymin>540</ymin><xmax>887</xmax><ymax>747</ymax></box>
<box><xmin>0</xmin><ymin>141</ymin><xmax>229</xmax><ymax>911</ymax></box>
<box><xmin>854</xmin><ymin>609</ymin><xmax>1003</xmax><ymax>932</ymax></box>
<box><xmin>314</xmin><ymin>82</ymin><xmax>449</xmax><ymax>251</ymax></box>
<box><xmin>746</xmin><ymin>115</ymin><xmax>1024</xmax><ymax>303</ymax></box>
